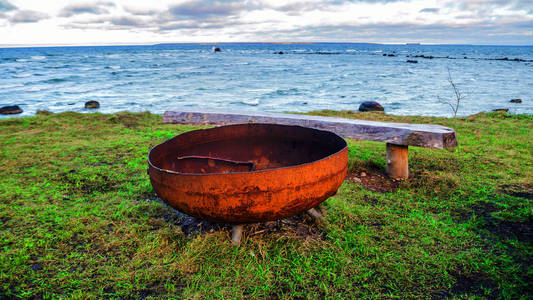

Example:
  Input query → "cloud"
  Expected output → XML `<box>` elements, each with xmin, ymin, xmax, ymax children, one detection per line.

<box><xmin>110</xmin><ymin>16</ymin><xmax>145</xmax><ymax>26</ymax></box>
<box><xmin>123</xmin><ymin>6</ymin><xmax>160</xmax><ymax>16</ymax></box>
<box><xmin>0</xmin><ymin>0</ymin><xmax>16</xmax><ymax>12</ymax></box>
<box><xmin>419</xmin><ymin>8</ymin><xmax>439</xmax><ymax>13</ymax></box>
<box><xmin>9</xmin><ymin>10</ymin><xmax>48</xmax><ymax>23</ymax></box>
<box><xmin>168</xmin><ymin>0</ymin><xmax>254</xmax><ymax>19</ymax></box>
<box><xmin>59</xmin><ymin>1</ymin><xmax>115</xmax><ymax>17</ymax></box>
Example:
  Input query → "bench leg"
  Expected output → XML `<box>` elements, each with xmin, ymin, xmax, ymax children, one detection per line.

<box><xmin>386</xmin><ymin>143</ymin><xmax>409</xmax><ymax>180</ymax></box>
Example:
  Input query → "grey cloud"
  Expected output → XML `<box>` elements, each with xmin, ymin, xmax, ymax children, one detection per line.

<box><xmin>0</xmin><ymin>0</ymin><xmax>16</xmax><ymax>12</ymax></box>
<box><xmin>239</xmin><ymin>20</ymin><xmax>533</xmax><ymax>44</ymax></box>
<box><xmin>168</xmin><ymin>0</ymin><xmax>253</xmax><ymax>18</ymax></box>
<box><xmin>420</xmin><ymin>8</ymin><xmax>439</xmax><ymax>13</ymax></box>
<box><xmin>123</xmin><ymin>6</ymin><xmax>160</xmax><ymax>16</ymax></box>
<box><xmin>63</xmin><ymin>15</ymin><xmax>150</xmax><ymax>29</ymax></box>
<box><xmin>110</xmin><ymin>16</ymin><xmax>146</xmax><ymax>26</ymax></box>
<box><xmin>269</xmin><ymin>1</ymin><xmax>331</xmax><ymax>15</ymax></box>
<box><xmin>9</xmin><ymin>10</ymin><xmax>48</xmax><ymax>23</ymax></box>
<box><xmin>59</xmin><ymin>1</ymin><xmax>115</xmax><ymax>17</ymax></box>
<box><xmin>328</xmin><ymin>0</ymin><xmax>405</xmax><ymax>3</ymax></box>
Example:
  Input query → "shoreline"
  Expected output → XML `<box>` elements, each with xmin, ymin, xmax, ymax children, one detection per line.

<box><xmin>1</xmin><ymin>107</ymin><xmax>531</xmax><ymax>120</ymax></box>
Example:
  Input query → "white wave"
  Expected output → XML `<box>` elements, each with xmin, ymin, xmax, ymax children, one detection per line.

<box><xmin>25</xmin><ymin>86</ymin><xmax>46</xmax><ymax>92</ymax></box>
<box><xmin>15</xmin><ymin>58</ymin><xmax>27</xmax><ymax>62</ymax></box>
<box><xmin>12</xmin><ymin>73</ymin><xmax>31</xmax><ymax>78</ymax></box>
<box><xmin>0</xmin><ymin>83</ymin><xmax>24</xmax><ymax>89</ymax></box>
<box><xmin>30</xmin><ymin>56</ymin><xmax>46</xmax><ymax>60</ymax></box>
<box><xmin>109</xmin><ymin>65</ymin><xmax>121</xmax><ymax>69</ymax></box>
<box><xmin>241</xmin><ymin>99</ymin><xmax>259</xmax><ymax>106</ymax></box>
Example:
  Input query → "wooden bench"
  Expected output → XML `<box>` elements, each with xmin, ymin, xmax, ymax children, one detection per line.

<box><xmin>163</xmin><ymin>110</ymin><xmax>458</xmax><ymax>180</ymax></box>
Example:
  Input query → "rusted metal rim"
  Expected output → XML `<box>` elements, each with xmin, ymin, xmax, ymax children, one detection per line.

<box><xmin>148</xmin><ymin>123</ymin><xmax>348</xmax><ymax>176</ymax></box>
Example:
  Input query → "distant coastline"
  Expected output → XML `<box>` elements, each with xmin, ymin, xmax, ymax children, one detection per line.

<box><xmin>2</xmin><ymin>41</ymin><xmax>533</xmax><ymax>49</ymax></box>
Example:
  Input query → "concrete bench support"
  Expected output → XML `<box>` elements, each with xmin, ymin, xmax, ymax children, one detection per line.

<box><xmin>163</xmin><ymin>110</ymin><xmax>458</xmax><ymax>180</ymax></box>
<box><xmin>386</xmin><ymin>143</ymin><xmax>409</xmax><ymax>179</ymax></box>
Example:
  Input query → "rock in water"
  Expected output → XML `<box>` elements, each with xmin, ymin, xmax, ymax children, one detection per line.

<box><xmin>214</xmin><ymin>47</ymin><xmax>221</xmax><ymax>52</ymax></box>
<box><xmin>492</xmin><ymin>108</ymin><xmax>509</xmax><ymax>113</ymax></box>
<box><xmin>406</xmin><ymin>60</ymin><xmax>418</xmax><ymax>63</ymax></box>
<box><xmin>0</xmin><ymin>105</ymin><xmax>22</xmax><ymax>114</ymax></box>
<box><xmin>359</xmin><ymin>101</ymin><xmax>384</xmax><ymax>112</ymax></box>
<box><xmin>510</xmin><ymin>99</ymin><xmax>522</xmax><ymax>103</ymax></box>
<box><xmin>85</xmin><ymin>100</ymin><xmax>100</xmax><ymax>109</ymax></box>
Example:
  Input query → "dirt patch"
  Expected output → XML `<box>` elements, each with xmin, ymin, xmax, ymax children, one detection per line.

<box><xmin>453</xmin><ymin>201</ymin><xmax>533</xmax><ymax>243</ymax></box>
<box><xmin>151</xmin><ymin>197</ymin><xmax>326</xmax><ymax>240</ymax></box>
<box><xmin>345</xmin><ymin>167</ymin><xmax>399</xmax><ymax>193</ymax></box>
<box><xmin>59</xmin><ymin>170</ymin><xmax>120</xmax><ymax>194</ymax></box>
<box><xmin>499</xmin><ymin>183</ymin><xmax>533</xmax><ymax>200</ymax></box>
<box><xmin>484</xmin><ymin>218</ymin><xmax>533</xmax><ymax>243</ymax></box>
<box><xmin>470</xmin><ymin>202</ymin><xmax>533</xmax><ymax>243</ymax></box>
<box><xmin>450</xmin><ymin>271</ymin><xmax>498</xmax><ymax>299</ymax></box>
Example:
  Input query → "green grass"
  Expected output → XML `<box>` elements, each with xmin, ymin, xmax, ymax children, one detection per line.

<box><xmin>0</xmin><ymin>110</ymin><xmax>531</xmax><ymax>299</ymax></box>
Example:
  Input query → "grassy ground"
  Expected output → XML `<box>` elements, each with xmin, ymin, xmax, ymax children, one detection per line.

<box><xmin>0</xmin><ymin>110</ymin><xmax>531</xmax><ymax>299</ymax></box>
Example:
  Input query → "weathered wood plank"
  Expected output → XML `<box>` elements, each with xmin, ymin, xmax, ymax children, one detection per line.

<box><xmin>163</xmin><ymin>110</ymin><xmax>458</xmax><ymax>149</ymax></box>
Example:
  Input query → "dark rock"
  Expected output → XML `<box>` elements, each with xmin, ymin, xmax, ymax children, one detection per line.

<box><xmin>387</xmin><ymin>54</ymin><xmax>395</xmax><ymax>57</ymax></box>
<box><xmin>383</xmin><ymin>53</ymin><xmax>387</xmax><ymax>56</ymax></box>
<box><xmin>510</xmin><ymin>98</ymin><xmax>522</xmax><ymax>103</ymax></box>
<box><xmin>84</xmin><ymin>100</ymin><xmax>100</xmax><ymax>109</ymax></box>
<box><xmin>276</xmin><ymin>51</ymin><xmax>284</xmax><ymax>54</ymax></box>
<box><xmin>0</xmin><ymin>105</ymin><xmax>22</xmax><ymax>114</ymax></box>
<box><xmin>214</xmin><ymin>47</ymin><xmax>221</xmax><ymax>52</ymax></box>
<box><xmin>492</xmin><ymin>108</ymin><xmax>509</xmax><ymax>113</ymax></box>
<box><xmin>406</xmin><ymin>60</ymin><xmax>418</xmax><ymax>63</ymax></box>
<box><xmin>359</xmin><ymin>101</ymin><xmax>384</xmax><ymax>112</ymax></box>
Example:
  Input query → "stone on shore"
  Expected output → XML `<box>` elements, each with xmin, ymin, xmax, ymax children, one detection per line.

<box><xmin>85</xmin><ymin>101</ymin><xmax>100</xmax><ymax>109</ymax></box>
<box><xmin>359</xmin><ymin>101</ymin><xmax>384</xmax><ymax>112</ymax></box>
<box><xmin>0</xmin><ymin>105</ymin><xmax>22</xmax><ymax>114</ymax></box>
<box><xmin>492</xmin><ymin>108</ymin><xmax>509</xmax><ymax>113</ymax></box>
<box><xmin>510</xmin><ymin>99</ymin><xmax>522</xmax><ymax>103</ymax></box>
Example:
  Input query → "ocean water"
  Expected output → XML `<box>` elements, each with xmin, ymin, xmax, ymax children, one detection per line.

<box><xmin>1</xmin><ymin>43</ymin><xmax>532</xmax><ymax>118</ymax></box>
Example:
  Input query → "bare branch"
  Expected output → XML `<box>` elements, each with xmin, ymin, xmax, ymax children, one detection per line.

<box><xmin>440</xmin><ymin>68</ymin><xmax>464</xmax><ymax>117</ymax></box>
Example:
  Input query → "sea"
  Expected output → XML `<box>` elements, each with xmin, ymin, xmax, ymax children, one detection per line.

<box><xmin>1</xmin><ymin>43</ymin><xmax>532</xmax><ymax>118</ymax></box>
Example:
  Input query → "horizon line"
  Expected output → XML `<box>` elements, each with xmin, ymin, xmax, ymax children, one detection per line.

<box><xmin>1</xmin><ymin>41</ymin><xmax>533</xmax><ymax>49</ymax></box>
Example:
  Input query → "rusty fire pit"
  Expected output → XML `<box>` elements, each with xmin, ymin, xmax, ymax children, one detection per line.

<box><xmin>148</xmin><ymin>123</ymin><xmax>348</xmax><ymax>242</ymax></box>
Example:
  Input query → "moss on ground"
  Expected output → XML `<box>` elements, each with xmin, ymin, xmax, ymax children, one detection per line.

<box><xmin>0</xmin><ymin>110</ymin><xmax>531</xmax><ymax>298</ymax></box>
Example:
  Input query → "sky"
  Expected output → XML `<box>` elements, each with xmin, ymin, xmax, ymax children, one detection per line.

<box><xmin>0</xmin><ymin>0</ymin><xmax>532</xmax><ymax>46</ymax></box>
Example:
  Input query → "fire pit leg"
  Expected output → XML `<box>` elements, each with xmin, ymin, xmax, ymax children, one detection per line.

<box><xmin>231</xmin><ymin>225</ymin><xmax>244</xmax><ymax>246</ymax></box>
<box><xmin>306</xmin><ymin>208</ymin><xmax>325</xmax><ymax>222</ymax></box>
